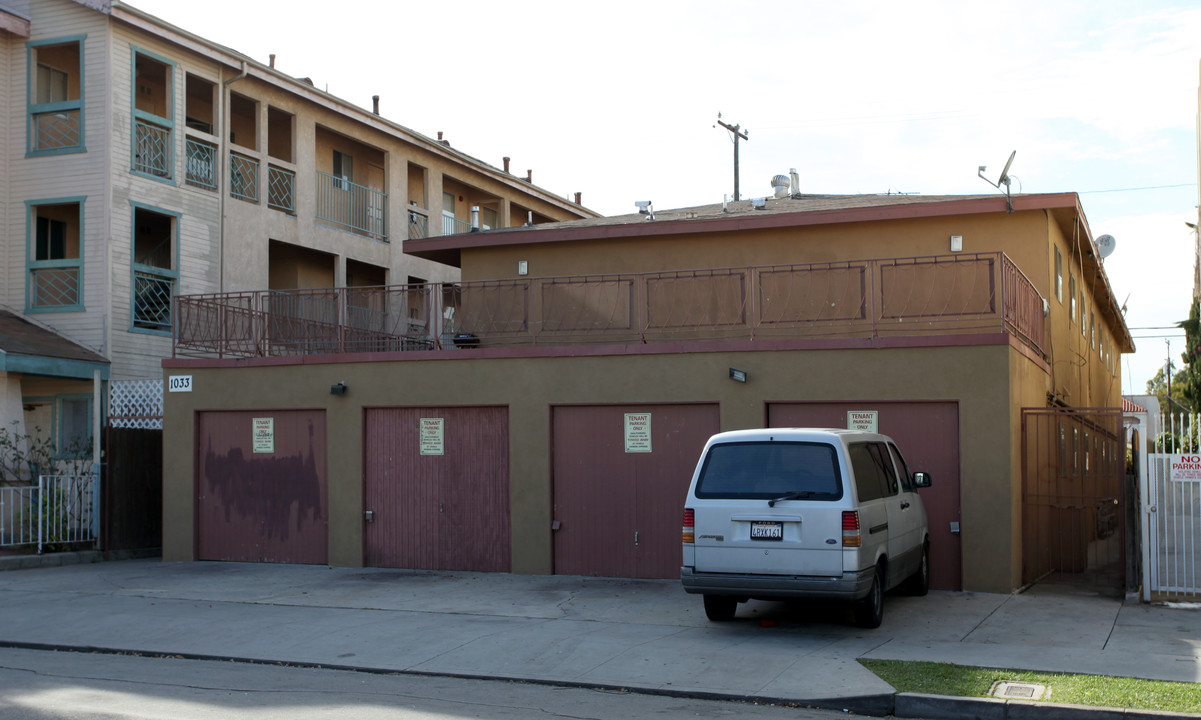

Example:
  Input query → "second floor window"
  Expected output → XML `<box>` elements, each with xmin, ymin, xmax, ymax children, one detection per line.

<box><xmin>27</xmin><ymin>200</ymin><xmax>84</xmax><ymax>311</ymax></box>
<box><xmin>333</xmin><ymin>150</ymin><xmax>353</xmax><ymax>190</ymax></box>
<box><xmin>131</xmin><ymin>204</ymin><xmax>179</xmax><ymax>334</ymax></box>
<box><xmin>28</xmin><ymin>37</ymin><xmax>84</xmax><ymax>155</ymax></box>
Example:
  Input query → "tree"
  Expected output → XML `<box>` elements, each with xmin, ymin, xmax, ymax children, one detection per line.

<box><xmin>1147</xmin><ymin>364</ymin><xmax>1189</xmax><ymax>415</ymax></box>
<box><xmin>1178</xmin><ymin>296</ymin><xmax>1201</xmax><ymax>410</ymax></box>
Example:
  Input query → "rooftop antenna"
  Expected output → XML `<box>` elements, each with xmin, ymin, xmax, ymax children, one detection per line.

<box><xmin>978</xmin><ymin>150</ymin><xmax>1016</xmax><ymax>212</ymax></box>
<box><xmin>715</xmin><ymin>112</ymin><xmax>749</xmax><ymax>201</ymax></box>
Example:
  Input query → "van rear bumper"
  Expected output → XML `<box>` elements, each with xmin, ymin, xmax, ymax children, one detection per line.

<box><xmin>680</xmin><ymin>566</ymin><xmax>875</xmax><ymax>601</ymax></box>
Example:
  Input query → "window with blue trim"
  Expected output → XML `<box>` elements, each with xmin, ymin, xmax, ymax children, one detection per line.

<box><xmin>28</xmin><ymin>202</ymin><xmax>83</xmax><ymax>311</ymax></box>
<box><xmin>132</xmin><ymin>50</ymin><xmax>174</xmax><ymax>180</ymax></box>
<box><xmin>57</xmin><ymin>395</ymin><xmax>93</xmax><ymax>458</ymax></box>
<box><xmin>28</xmin><ymin>38</ymin><xmax>84</xmax><ymax>154</ymax></box>
<box><xmin>131</xmin><ymin>206</ymin><xmax>177</xmax><ymax>333</ymax></box>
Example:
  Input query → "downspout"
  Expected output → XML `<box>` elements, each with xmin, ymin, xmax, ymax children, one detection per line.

<box><xmin>219</xmin><ymin>61</ymin><xmax>249</xmax><ymax>292</ymax></box>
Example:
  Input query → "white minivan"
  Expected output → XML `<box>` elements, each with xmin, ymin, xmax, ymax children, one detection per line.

<box><xmin>681</xmin><ymin>428</ymin><xmax>931</xmax><ymax>628</ymax></box>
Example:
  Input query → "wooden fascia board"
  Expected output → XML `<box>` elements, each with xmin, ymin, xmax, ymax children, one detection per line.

<box><xmin>0</xmin><ymin>9</ymin><xmax>31</xmax><ymax>37</ymax></box>
<box><xmin>108</xmin><ymin>4</ymin><xmax>594</xmax><ymax>219</ymax></box>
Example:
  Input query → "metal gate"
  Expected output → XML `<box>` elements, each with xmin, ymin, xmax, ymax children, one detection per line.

<box><xmin>1146</xmin><ymin>413</ymin><xmax>1201</xmax><ymax>600</ymax></box>
<box><xmin>1021</xmin><ymin>408</ymin><xmax>1125</xmax><ymax>593</ymax></box>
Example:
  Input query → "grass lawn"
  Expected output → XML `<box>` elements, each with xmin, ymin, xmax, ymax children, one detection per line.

<box><xmin>860</xmin><ymin>659</ymin><xmax>1201</xmax><ymax>714</ymax></box>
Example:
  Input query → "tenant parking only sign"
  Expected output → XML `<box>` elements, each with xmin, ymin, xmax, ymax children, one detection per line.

<box><xmin>1169</xmin><ymin>454</ymin><xmax>1201</xmax><ymax>482</ymax></box>
<box><xmin>624</xmin><ymin>413</ymin><xmax>652</xmax><ymax>453</ymax></box>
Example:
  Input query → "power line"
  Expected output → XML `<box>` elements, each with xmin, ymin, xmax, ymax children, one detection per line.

<box><xmin>1078</xmin><ymin>183</ymin><xmax>1195</xmax><ymax>195</ymax></box>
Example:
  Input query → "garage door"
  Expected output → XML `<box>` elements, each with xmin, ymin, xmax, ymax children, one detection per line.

<box><xmin>768</xmin><ymin>402</ymin><xmax>962</xmax><ymax>590</ymax></box>
<box><xmin>363</xmin><ymin>406</ymin><xmax>510</xmax><ymax>572</ymax></box>
<box><xmin>552</xmin><ymin>404</ymin><xmax>719</xmax><ymax>579</ymax></box>
<box><xmin>196</xmin><ymin>410</ymin><xmax>328</xmax><ymax>564</ymax></box>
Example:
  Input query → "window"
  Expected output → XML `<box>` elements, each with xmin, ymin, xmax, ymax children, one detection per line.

<box><xmin>27</xmin><ymin>37</ymin><xmax>84</xmax><ymax>155</ymax></box>
<box><xmin>333</xmin><ymin>150</ymin><xmax>353</xmax><ymax>190</ymax></box>
<box><xmin>1054</xmin><ymin>247</ymin><xmax>1063</xmax><ymax>302</ymax></box>
<box><xmin>130</xmin><ymin>203</ymin><xmax>179</xmax><ymax>334</ymax></box>
<box><xmin>1090</xmin><ymin>310</ymin><xmax>1096</xmax><ymax>349</ymax></box>
<box><xmin>58</xmin><ymin>395</ymin><xmax>92</xmax><ymax>457</ymax></box>
<box><xmin>1080</xmin><ymin>292</ymin><xmax>1086</xmax><ymax>336</ymax></box>
<box><xmin>132</xmin><ymin>48</ymin><xmax>175</xmax><ymax>180</ymax></box>
<box><xmin>1068</xmin><ymin>273</ymin><xmax>1076</xmax><ymax>322</ymax></box>
<box><xmin>27</xmin><ymin>199</ymin><xmax>84</xmax><ymax>311</ymax></box>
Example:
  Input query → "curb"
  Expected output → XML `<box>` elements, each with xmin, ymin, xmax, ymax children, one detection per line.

<box><xmin>895</xmin><ymin>693</ymin><xmax>1200</xmax><ymax>720</ymax></box>
<box><xmin>0</xmin><ymin>548</ymin><xmax>159</xmax><ymax>572</ymax></box>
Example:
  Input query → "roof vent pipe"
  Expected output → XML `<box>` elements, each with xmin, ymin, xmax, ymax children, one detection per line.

<box><xmin>526</xmin><ymin>169</ymin><xmax>532</xmax><ymax>182</ymax></box>
<box><xmin>503</xmin><ymin>157</ymin><xmax>510</xmax><ymax>173</ymax></box>
<box><xmin>269</xmin><ymin>54</ymin><xmax>276</xmax><ymax>69</ymax></box>
<box><xmin>471</xmin><ymin>206</ymin><xmax>480</xmax><ymax>232</ymax></box>
<box><xmin>574</xmin><ymin>192</ymin><xmax>582</xmax><ymax>205</ymax></box>
<box><xmin>790</xmin><ymin>167</ymin><xmax>799</xmax><ymax>196</ymax></box>
<box><xmin>372</xmin><ymin>95</ymin><xmax>379</xmax><ymax>115</ymax></box>
<box><xmin>526</xmin><ymin>210</ymin><xmax>533</xmax><ymax>226</ymax></box>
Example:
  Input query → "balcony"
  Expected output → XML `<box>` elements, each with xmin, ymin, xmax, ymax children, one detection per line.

<box><xmin>230</xmin><ymin>152</ymin><xmax>259</xmax><ymax>203</ymax></box>
<box><xmin>32</xmin><ymin>108</ymin><xmax>81</xmax><ymax>151</ymax></box>
<box><xmin>185</xmin><ymin>138</ymin><xmax>217</xmax><ymax>190</ymax></box>
<box><xmin>134</xmin><ymin>119</ymin><xmax>171</xmax><ymax>177</ymax></box>
<box><xmin>268</xmin><ymin>166</ymin><xmax>295</xmax><ymax>213</ymax></box>
<box><xmin>408</xmin><ymin>210</ymin><xmax>428</xmax><ymax>240</ymax></box>
<box><xmin>174</xmin><ymin>252</ymin><xmax>1047</xmax><ymax>360</ymax></box>
<box><xmin>316</xmin><ymin>171</ymin><xmax>387</xmax><ymax>240</ymax></box>
<box><xmin>29</xmin><ymin>266</ymin><xmax>81</xmax><ymax>309</ymax></box>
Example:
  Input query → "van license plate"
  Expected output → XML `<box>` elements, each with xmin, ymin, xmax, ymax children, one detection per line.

<box><xmin>750</xmin><ymin>521</ymin><xmax>783</xmax><ymax>540</ymax></box>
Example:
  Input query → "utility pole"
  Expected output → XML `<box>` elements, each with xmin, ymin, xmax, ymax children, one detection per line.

<box><xmin>716</xmin><ymin>114</ymin><xmax>749</xmax><ymax>201</ymax></box>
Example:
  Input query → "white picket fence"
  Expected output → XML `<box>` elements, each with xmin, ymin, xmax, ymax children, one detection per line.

<box><xmin>1146</xmin><ymin>413</ymin><xmax>1201</xmax><ymax>600</ymax></box>
<box><xmin>0</xmin><ymin>474</ymin><xmax>97</xmax><ymax>554</ymax></box>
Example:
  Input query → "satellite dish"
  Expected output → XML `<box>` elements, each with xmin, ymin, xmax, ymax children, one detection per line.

<box><xmin>1096</xmin><ymin>234</ymin><xmax>1116</xmax><ymax>259</ymax></box>
<box><xmin>997</xmin><ymin>150</ymin><xmax>1016</xmax><ymax>188</ymax></box>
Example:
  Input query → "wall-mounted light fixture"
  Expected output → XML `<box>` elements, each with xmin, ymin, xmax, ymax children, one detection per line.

<box><xmin>950</xmin><ymin>235</ymin><xmax>963</xmax><ymax>252</ymax></box>
<box><xmin>517</xmin><ymin>260</ymin><xmax>528</xmax><ymax>276</ymax></box>
<box><xmin>330</xmin><ymin>382</ymin><xmax>348</xmax><ymax>396</ymax></box>
<box><xmin>729</xmin><ymin>367</ymin><xmax>748</xmax><ymax>383</ymax></box>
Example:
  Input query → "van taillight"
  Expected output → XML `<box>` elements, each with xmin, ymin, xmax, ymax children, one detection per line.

<box><xmin>682</xmin><ymin>508</ymin><xmax>695</xmax><ymax>544</ymax></box>
<box><xmin>842</xmin><ymin>510</ymin><xmax>861</xmax><ymax>547</ymax></box>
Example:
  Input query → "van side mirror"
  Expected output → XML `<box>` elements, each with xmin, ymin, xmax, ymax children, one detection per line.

<box><xmin>913</xmin><ymin>472</ymin><xmax>932</xmax><ymax>488</ymax></box>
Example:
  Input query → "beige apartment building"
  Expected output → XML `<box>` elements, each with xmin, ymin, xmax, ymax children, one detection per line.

<box><xmin>0</xmin><ymin>0</ymin><xmax>594</xmax><ymax>453</ymax></box>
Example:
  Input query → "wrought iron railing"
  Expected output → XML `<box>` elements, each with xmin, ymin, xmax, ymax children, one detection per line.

<box><xmin>409</xmin><ymin>210</ymin><xmax>429</xmax><ymax>240</ymax></box>
<box><xmin>134</xmin><ymin>119</ymin><xmax>171</xmax><ymax>177</ymax></box>
<box><xmin>133</xmin><ymin>269</ymin><xmax>175</xmax><ymax>331</ymax></box>
<box><xmin>32</xmin><ymin>108</ymin><xmax>81</xmax><ymax>151</ymax></box>
<box><xmin>268</xmin><ymin>166</ymin><xmax>296</xmax><ymax>213</ymax></box>
<box><xmin>174</xmin><ymin>253</ymin><xmax>1047</xmax><ymax>360</ymax></box>
<box><xmin>442</xmin><ymin>213</ymin><xmax>473</xmax><ymax>235</ymax></box>
<box><xmin>230</xmin><ymin>153</ymin><xmax>259</xmax><ymax>203</ymax></box>
<box><xmin>185</xmin><ymin>138</ymin><xmax>217</xmax><ymax>190</ymax></box>
<box><xmin>29</xmin><ymin>266</ymin><xmax>80</xmax><ymax>308</ymax></box>
<box><xmin>316</xmin><ymin>170</ymin><xmax>387</xmax><ymax>239</ymax></box>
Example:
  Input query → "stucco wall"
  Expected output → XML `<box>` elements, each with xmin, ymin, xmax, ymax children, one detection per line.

<box><xmin>163</xmin><ymin>340</ymin><xmax>1022</xmax><ymax>593</ymax></box>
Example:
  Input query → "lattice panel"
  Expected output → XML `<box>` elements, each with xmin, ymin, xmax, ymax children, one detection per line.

<box><xmin>268</xmin><ymin>166</ymin><xmax>295</xmax><ymax>212</ymax></box>
<box><xmin>30</xmin><ymin>267</ymin><xmax>80</xmax><ymax>307</ymax></box>
<box><xmin>109</xmin><ymin>380</ymin><xmax>163</xmax><ymax>429</ymax></box>
<box><xmin>185</xmin><ymin>139</ymin><xmax>217</xmax><ymax>189</ymax></box>
<box><xmin>133</xmin><ymin>271</ymin><xmax>174</xmax><ymax>330</ymax></box>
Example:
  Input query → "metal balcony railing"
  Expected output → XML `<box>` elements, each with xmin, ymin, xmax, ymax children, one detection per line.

<box><xmin>32</xmin><ymin>108</ymin><xmax>81</xmax><ymax>151</ymax></box>
<box><xmin>185</xmin><ymin>138</ymin><xmax>217</xmax><ymax>190</ymax></box>
<box><xmin>316</xmin><ymin>171</ymin><xmax>387</xmax><ymax>240</ymax></box>
<box><xmin>268</xmin><ymin>166</ymin><xmax>295</xmax><ymax>213</ymax></box>
<box><xmin>409</xmin><ymin>210</ymin><xmax>429</xmax><ymax>240</ymax></box>
<box><xmin>133</xmin><ymin>269</ymin><xmax>175</xmax><ymax>331</ymax></box>
<box><xmin>174</xmin><ymin>253</ymin><xmax>1047</xmax><ymax>360</ymax></box>
<box><xmin>29</xmin><ymin>266</ymin><xmax>81</xmax><ymax>308</ymax></box>
<box><xmin>230</xmin><ymin>153</ymin><xmax>259</xmax><ymax>203</ymax></box>
<box><xmin>442</xmin><ymin>213</ymin><xmax>473</xmax><ymax>235</ymax></box>
<box><xmin>134</xmin><ymin>119</ymin><xmax>170</xmax><ymax>177</ymax></box>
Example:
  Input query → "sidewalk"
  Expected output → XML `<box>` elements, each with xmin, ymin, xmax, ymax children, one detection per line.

<box><xmin>1</xmin><ymin>558</ymin><xmax>1198</xmax><ymax>718</ymax></box>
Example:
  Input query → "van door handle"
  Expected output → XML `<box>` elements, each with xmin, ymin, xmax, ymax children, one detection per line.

<box><xmin>900</xmin><ymin>501</ymin><xmax>910</xmax><ymax>510</ymax></box>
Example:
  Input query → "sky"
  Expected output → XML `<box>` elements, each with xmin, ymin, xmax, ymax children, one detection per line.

<box><xmin>129</xmin><ymin>0</ymin><xmax>1201</xmax><ymax>398</ymax></box>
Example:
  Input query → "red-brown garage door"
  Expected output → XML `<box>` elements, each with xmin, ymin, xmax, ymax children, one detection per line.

<box><xmin>552</xmin><ymin>403</ymin><xmax>720</xmax><ymax>579</ymax></box>
<box><xmin>768</xmin><ymin>402</ymin><xmax>962</xmax><ymax>590</ymax></box>
<box><xmin>196</xmin><ymin>410</ymin><xmax>328</xmax><ymax>564</ymax></box>
<box><xmin>363</xmin><ymin>406</ymin><xmax>510</xmax><ymax>572</ymax></box>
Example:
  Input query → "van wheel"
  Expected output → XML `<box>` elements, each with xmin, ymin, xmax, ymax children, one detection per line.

<box><xmin>904</xmin><ymin>541</ymin><xmax>930</xmax><ymax>596</ymax></box>
<box><xmin>854</xmin><ymin>566</ymin><xmax>884</xmax><ymax>629</ymax></box>
<box><xmin>703</xmin><ymin>595</ymin><xmax>737</xmax><ymax>621</ymax></box>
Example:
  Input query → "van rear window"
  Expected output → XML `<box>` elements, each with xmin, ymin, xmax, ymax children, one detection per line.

<box><xmin>694</xmin><ymin>441</ymin><xmax>842</xmax><ymax>500</ymax></box>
